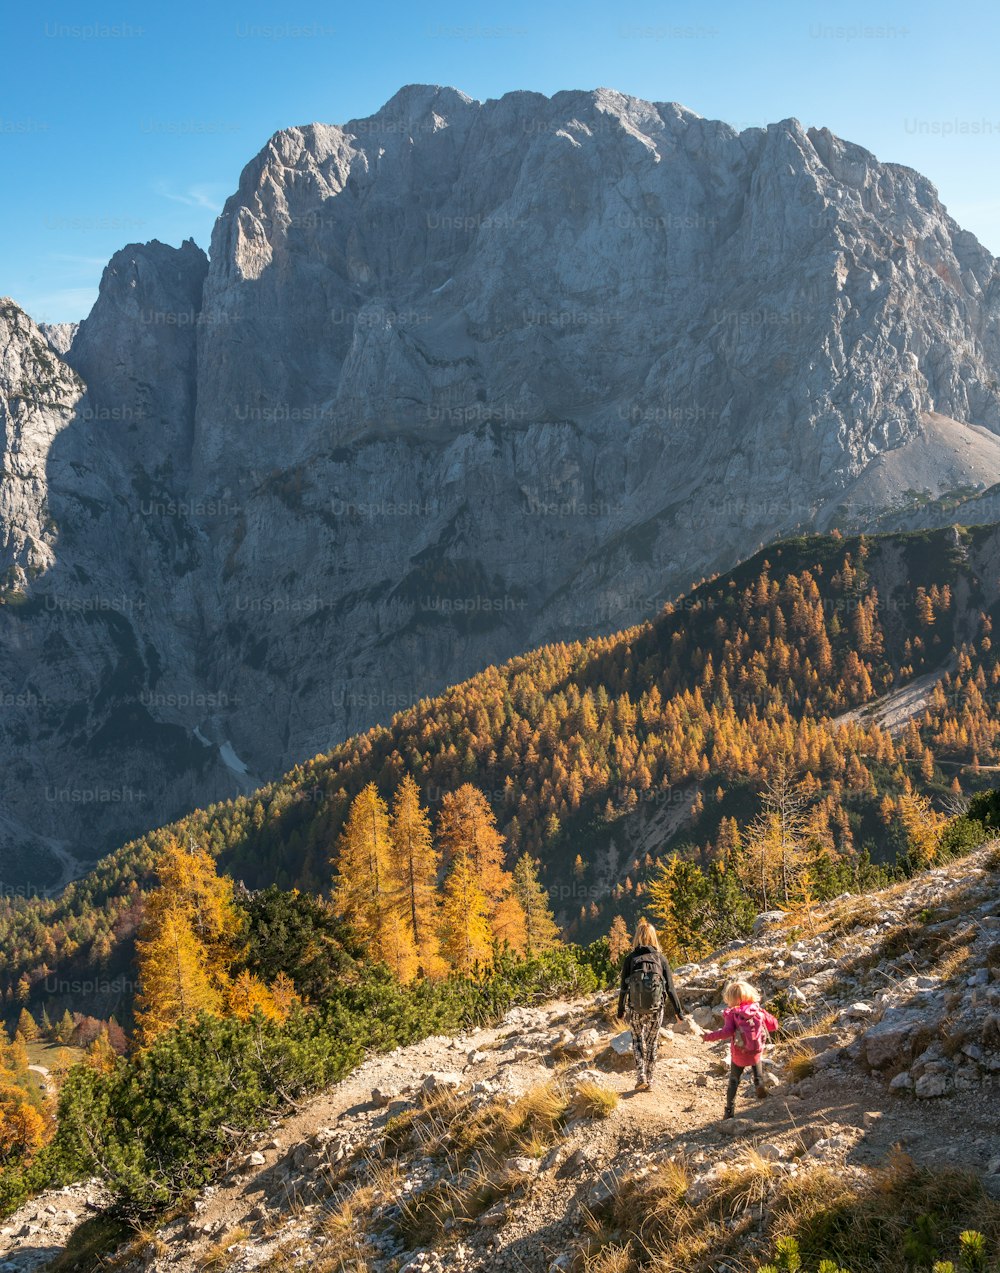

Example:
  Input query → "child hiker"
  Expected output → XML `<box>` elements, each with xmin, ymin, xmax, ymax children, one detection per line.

<box><xmin>701</xmin><ymin>979</ymin><xmax>778</xmax><ymax>1119</ymax></box>
<box><xmin>616</xmin><ymin>918</ymin><xmax>687</xmax><ymax>1092</ymax></box>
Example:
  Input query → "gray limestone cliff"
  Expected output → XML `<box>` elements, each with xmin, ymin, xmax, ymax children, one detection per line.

<box><xmin>3</xmin><ymin>84</ymin><xmax>1000</xmax><ymax>886</ymax></box>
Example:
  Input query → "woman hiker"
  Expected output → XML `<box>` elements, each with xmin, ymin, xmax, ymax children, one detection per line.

<box><xmin>616</xmin><ymin>918</ymin><xmax>687</xmax><ymax>1091</ymax></box>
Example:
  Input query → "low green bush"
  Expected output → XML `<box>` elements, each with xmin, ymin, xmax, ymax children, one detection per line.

<box><xmin>11</xmin><ymin>944</ymin><xmax>598</xmax><ymax>1221</ymax></box>
<box><xmin>758</xmin><ymin>1227</ymin><xmax>995</xmax><ymax>1272</ymax></box>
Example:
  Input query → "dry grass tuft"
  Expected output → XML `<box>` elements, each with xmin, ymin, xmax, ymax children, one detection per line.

<box><xmin>252</xmin><ymin>1156</ymin><xmax>401</xmax><ymax>1271</ymax></box>
<box><xmin>195</xmin><ymin>1228</ymin><xmax>249</xmax><ymax>1271</ymax></box>
<box><xmin>586</xmin><ymin>1158</ymin><xmax>692</xmax><ymax>1267</ymax></box>
<box><xmin>783</xmin><ymin>1042</ymin><xmax>817</xmax><ymax>1082</ymax></box>
<box><xmin>584</xmin><ymin>1146</ymin><xmax>1000</xmax><ymax>1273</ymax></box>
<box><xmin>511</xmin><ymin>1079</ymin><xmax>571</xmax><ymax>1132</ymax></box>
<box><xmin>571</xmin><ymin>1079</ymin><xmax>620</xmax><ymax>1120</ymax></box>
<box><xmin>394</xmin><ymin>1176</ymin><xmax>467</xmax><ymax>1249</ymax></box>
<box><xmin>796</xmin><ymin>1007</ymin><xmax>840</xmax><ymax>1037</ymax></box>
<box><xmin>758</xmin><ymin>1148</ymin><xmax>1000</xmax><ymax>1270</ymax></box>
<box><xmin>711</xmin><ymin>1153</ymin><xmax>777</xmax><ymax>1218</ymax></box>
<box><xmin>384</xmin><ymin>1080</ymin><xmax>572</xmax><ymax>1250</ymax></box>
<box><xmin>581</xmin><ymin>1242</ymin><xmax>634</xmax><ymax>1273</ymax></box>
<box><xmin>594</xmin><ymin>999</ymin><xmax>623</xmax><ymax>1030</ymax></box>
<box><xmin>384</xmin><ymin>1090</ymin><xmax>471</xmax><ymax>1156</ymax></box>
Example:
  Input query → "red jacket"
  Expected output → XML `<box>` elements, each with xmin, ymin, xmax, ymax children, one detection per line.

<box><xmin>703</xmin><ymin>1001</ymin><xmax>778</xmax><ymax>1066</ymax></box>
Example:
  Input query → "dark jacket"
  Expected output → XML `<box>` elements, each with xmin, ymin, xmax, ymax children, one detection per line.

<box><xmin>617</xmin><ymin>945</ymin><xmax>685</xmax><ymax>1020</ymax></box>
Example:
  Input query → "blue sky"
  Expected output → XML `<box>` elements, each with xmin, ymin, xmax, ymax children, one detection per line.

<box><xmin>3</xmin><ymin>0</ymin><xmax>998</xmax><ymax>323</ymax></box>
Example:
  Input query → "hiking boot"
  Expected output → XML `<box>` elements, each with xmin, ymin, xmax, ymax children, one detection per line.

<box><xmin>634</xmin><ymin>1077</ymin><xmax>649</xmax><ymax>1092</ymax></box>
<box><xmin>755</xmin><ymin>1083</ymin><xmax>768</xmax><ymax>1100</ymax></box>
<box><xmin>722</xmin><ymin>1106</ymin><xmax>735</xmax><ymax>1120</ymax></box>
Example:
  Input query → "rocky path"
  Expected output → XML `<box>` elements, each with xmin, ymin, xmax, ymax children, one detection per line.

<box><xmin>120</xmin><ymin>993</ymin><xmax>1000</xmax><ymax>1273</ymax></box>
<box><xmin>3</xmin><ymin>847</ymin><xmax>1000</xmax><ymax>1271</ymax></box>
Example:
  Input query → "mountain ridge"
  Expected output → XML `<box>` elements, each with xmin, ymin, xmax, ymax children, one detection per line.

<box><xmin>5</xmin><ymin>85</ymin><xmax>1000</xmax><ymax>884</ymax></box>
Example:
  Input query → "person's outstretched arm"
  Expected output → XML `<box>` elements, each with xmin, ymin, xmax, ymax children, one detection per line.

<box><xmin>701</xmin><ymin>1013</ymin><xmax>735</xmax><ymax>1043</ymax></box>
<box><xmin>660</xmin><ymin>954</ymin><xmax>686</xmax><ymax>1019</ymax></box>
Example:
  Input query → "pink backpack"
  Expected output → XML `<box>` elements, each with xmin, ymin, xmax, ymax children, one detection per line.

<box><xmin>733</xmin><ymin>1003</ymin><xmax>769</xmax><ymax>1054</ymax></box>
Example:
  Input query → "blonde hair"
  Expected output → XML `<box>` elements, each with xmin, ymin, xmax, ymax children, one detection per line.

<box><xmin>633</xmin><ymin>918</ymin><xmax>661</xmax><ymax>951</ymax></box>
<box><xmin>723</xmin><ymin>979</ymin><xmax>758</xmax><ymax>1007</ymax></box>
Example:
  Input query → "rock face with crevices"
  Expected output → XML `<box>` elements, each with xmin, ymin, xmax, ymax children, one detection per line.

<box><xmin>4</xmin><ymin>83</ymin><xmax>1000</xmax><ymax>884</ymax></box>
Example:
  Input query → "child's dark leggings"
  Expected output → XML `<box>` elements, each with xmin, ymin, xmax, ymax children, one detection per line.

<box><xmin>726</xmin><ymin>1061</ymin><xmax>764</xmax><ymax>1110</ymax></box>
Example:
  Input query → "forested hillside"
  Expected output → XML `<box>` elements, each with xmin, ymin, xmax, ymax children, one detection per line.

<box><xmin>11</xmin><ymin>86</ymin><xmax>1000</xmax><ymax>886</ymax></box>
<box><xmin>2</xmin><ymin>523</ymin><xmax>999</xmax><ymax>1028</ymax></box>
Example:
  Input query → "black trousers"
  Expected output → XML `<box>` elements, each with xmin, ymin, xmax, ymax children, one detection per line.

<box><xmin>627</xmin><ymin>1005</ymin><xmax>665</xmax><ymax>1080</ymax></box>
<box><xmin>725</xmin><ymin>1061</ymin><xmax>764</xmax><ymax>1109</ymax></box>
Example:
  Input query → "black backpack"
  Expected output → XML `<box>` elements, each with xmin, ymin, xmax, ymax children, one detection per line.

<box><xmin>627</xmin><ymin>951</ymin><xmax>665</xmax><ymax>1013</ymax></box>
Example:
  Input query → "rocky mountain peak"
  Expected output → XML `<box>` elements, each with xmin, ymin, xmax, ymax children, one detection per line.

<box><xmin>0</xmin><ymin>299</ymin><xmax>82</xmax><ymax>584</ymax></box>
<box><xmin>5</xmin><ymin>86</ymin><xmax>1000</xmax><ymax>884</ymax></box>
<box><xmin>370</xmin><ymin>81</ymin><xmax>477</xmax><ymax>122</ymax></box>
<box><xmin>67</xmin><ymin>238</ymin><xmax>207</xmax><ymax>472</ymax></box>
<box><xmin>37</xmin><ymin>321</ymin><xmax>79</xmax><ymax>358</ymax></box>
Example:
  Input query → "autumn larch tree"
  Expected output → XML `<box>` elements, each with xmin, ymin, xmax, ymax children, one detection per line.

<box><xmin>897</xmin><ymin>792</ymin><xmax>946</xmax><ymax>869</ymax></box>
<box><xmin>437</xmin><ymin>784</ymin><xmax>527</xmax><ymax>952</ymax></box>
<box><xmin>437</xmin><ymin>784</ymin><xmax>510</xmax><ymax>904</ymax></box>
<box><xmin>134</xmin><ymin>907</ymin><xmax>223</xmax><ymax>1047</ymax></box>
<box><xmin>135</xmin><ymin>838</ymin><xmax>249</xmax><ymax>1045</ymax></box>
<box><xmin>141</xmin><ymin>838</ymin><xmax>243</xmax><ymax>992</ymax></box>
<box><xmin>333</xmin><ymin>782</ymin><xmax>418</xmax><ymax>981</ymax></box>
<box><xmin>389</xmin><ymin>774</ymin><xmax>447</xmax><ymax>978</ymax></box>
<box><xmin>53</xmin><ymin>1009</ymin><xmax>76</xmax><ymax>1046</ymax></box>
<box><xmin>511</xmin><ymin>854</ymin><xmax>560</xmax><ymax>955</ymax></box>
<box><xmin>0</xmin><ymin>1043</ymin><xmax>45</xmax><ymax>1165</ymax></box>
<box><xmin>227</xmin><ymin>969</ymin><xmax>299</xmax><ymax>1023</ymax></box>
<box><xmin>439</xmin><ymin>851</ymin><xmax>493</xmax><ymax>974</ymax></box>
<box><xmin>84</xmin><ymin>1028</ymin><xmax>119</xmax><ymax>1076</ymax></box>
<box><xmin>491</xmin><ymin>894</ymin><xmax>529</xmax><ymax>955</ymax></box>
<box><xmin>737</xmin><ymin>757</ymin><xmax>812</xmax><ymax>908</ymax></box>
<box><xmin>14</xmin><ymin>1009</ymin><xmax>37</xmax><ymax>1042</ymax></box>
<box><xmin>607</xmin><ymin>914</ymin><xmax>631</xmax><ymax>964</ymax></box>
